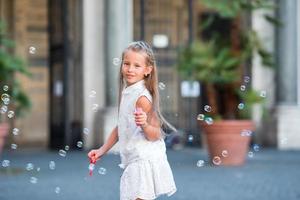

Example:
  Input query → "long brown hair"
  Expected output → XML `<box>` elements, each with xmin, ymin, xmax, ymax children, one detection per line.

<box><xmin>118</xmin><ymin>41</ymin><xmax>176</xmax><ymax>132</ymax></box>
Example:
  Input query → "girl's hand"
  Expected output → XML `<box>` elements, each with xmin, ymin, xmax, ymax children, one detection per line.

<box><xmin>87</xmin><ymin>148</ymin><xmax>103</xmax><ymax>163</ymax></box>
<box><xmin>134</xmin><ymin>107</ymin><xmax>148</xmax><ymax>128</ymax></box>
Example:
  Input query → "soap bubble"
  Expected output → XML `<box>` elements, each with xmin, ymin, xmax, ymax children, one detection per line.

<box><xmin>89</xmin><ymin>90</ymin><xmax>96</xmax><ymax>98</ymax></box>
<box><xmin>7</xmin><ymin>111</ymin><xmax>15</xmax><ymax>118</ymax></box>
<box><xmin>212</xmin><ymin>156</ymin><xmax>222</xmax><ymax>165</ymax></box>
<box><xmin>241</xmin><ymin>129</ymin><xmax>252</xmax><ymax>137</ymax></box>
<box><xmin>77</xmin><ymin>141</ymin><xmax>83</xmax><ymax>148</ymax></box>
<box><xmin>188</xmin><ymin>135</ymin><xmax>194</xmax><ymax>142</ymax></box>
<box><xmin>92</xmin><ymin>104</ymin><xmax>99</xmax><ymax>112</ymax></box>
<box><xmin>59</xmin><ymin>150</ymin><xmax>67</xmax><ymax>157</ymax></box>
<box><xmin>221</xmin><ymin>150</ymin><xmax>228</xmax><ymax>157</ymax></box>
<box><xmin>196</xmin><ymin>160</ymin><xmax>205</xmax><ymax>167</ymax></box>
<box><xmin>1</xmin><ymin>93</ymin><xmax>10</xmax><ymax>102</ymax></box>
<box><xmin>55</xmin><ymin>187</ymin><xmax>61</xmax><ymax>194</ymax></box>
<box><xmin>30</xmin><ymin>176</ymin><xmax>38</xmax><ymax>184</ymax></box>
<box><xmin>98</xmin><ymin>167</ymin><xmax>107</xmax><ymax>175</ymax></box>
<box><xmin>11</xmin><ymin>143</ymin><xmax>18</xmax><ymax>150</ymax></box>
<box><xmin>113</xmin><ymin>57</ymin><xmax>120</xmax><ymax>66</ymax></box>
<box><xmin>26</xmin><ymin>163</ymin><xmax>34</xmax><ymax>171</ymax></box>
<box><xmin>238</xmin><ymin>103</ymin><xmax>245</xmax><ymax>110</ymax></box>
<box><xmin>12</xmin><ymin>128</ymin><xmax>20</xmax><ymax>136</ymax></box>
<box><xmin>0</xmin><ymin>105</ymin><xmax>8</xmax><ymax>114</ymax></box>
<box><xmin>248</xmin><ymin>151</ymin><xmax>254</xmax><ymax>158</ymax></box>
<box><xmin>3</xmin><ymin>85</ymin><xmax>9</xmax><ymax>91</ymax></box>
<box><xmin>197</xmin><ymin>114</ymin><xmax>205</xmax><ymax>121</ymax></box>
<box><xmin>49</xmin><ymin>161</ymin><xmax>56</xmax><ymax>170</ymax></box>
<box><xmin>253</xmin><ymin>144</ymin><xmax>260</xmax><ymax>152</ymax></box>
<box><xmin>260</xmin><ymin>90</ymin><xmax>266</xmax><ymax>98</ymax></box>
<box><xmin>204</xmin><ymin>105</ymin><xmax>211</xmax><ymax>112</ymax></box>
<box><xmin>205</xmin><ymin>117</ymin><xmax>214</xmax><ymax>125</ymax></box>
<box><xmin>240</xmin><ymin>85</ymin><xmax>246</xmax><ymax>91</ymax></box>
<box><xmin>158</xmin><ymin>82</ymin><xmax>166</xmax><ymax>90</ymax></box>
<box><xmin>64</xmin><ymin>145</ymin><xmax>70</xmax><ymax>151</ymax></box>
<box><xmin>29</xmin><ymin>46</ymin><xmax>36</xmax><ymax>54</ymax></box>
<box><xmin>83</xmin><ymin>128</ymin><xmax>89</xmax><ymax>135</ymax></box>
<box><xmin>244</xmin><ymin>76</ymin><xmax>250</xmax><ymax>83</ymax></box>
<box><xmin>2</xmin><ymin>160</ymin><xmax>10</xmax><ymax>167</ymax></box>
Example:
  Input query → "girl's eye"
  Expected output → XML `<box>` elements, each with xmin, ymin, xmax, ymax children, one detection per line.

<box><xmin>135</xmin><ymin>65</ymin><xmax>141</xmax><ymax>68</ymax></box>
<box><xmin>123</xmin><ymin>62</ymin><xmax>129</xmax><ymax>66</ymax></box>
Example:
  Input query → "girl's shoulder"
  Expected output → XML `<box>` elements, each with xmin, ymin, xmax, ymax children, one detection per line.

<box><xmin>137</xmin><ymin>88</ymin><xmax>152</xmax><ymax>103</ymax></box>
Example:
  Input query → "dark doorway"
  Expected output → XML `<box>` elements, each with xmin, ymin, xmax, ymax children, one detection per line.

<box><xmin>48</xmin><ymin>0</ymin><xmax>83</xmax><ymax>149</ymax></box>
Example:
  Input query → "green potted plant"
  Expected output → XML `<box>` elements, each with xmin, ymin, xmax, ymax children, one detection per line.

<box><xmin>178</xmin><ymin>0</ymin><xmax>276</xmax><ymax>165</ymax></box>
<box><xmin>0</xmin><ymin>21</ymin><xmax>31</xmax><ymax>154</ymax></box>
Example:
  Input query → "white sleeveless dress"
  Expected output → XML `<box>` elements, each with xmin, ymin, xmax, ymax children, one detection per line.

<box><xmin>118</xmin><ymin>80</ymin><xmax>177</xmax><ymax>200</ymax></box>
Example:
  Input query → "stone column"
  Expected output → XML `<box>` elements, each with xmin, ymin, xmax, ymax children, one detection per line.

<box><xmin>276</xmin><ymin>0</ymin><xmax>300</xmax><ymax>149</ymax></box>
<box><xmin>83</xmin><ymin>0</ymin><xmax>106</xmax><ymax>148</ymax></box>
<box><xmin>251</xmin><ymin>8</ymin><xmax>276</xmax><ymax>145</ymax></box>
<box><xmin>101</xmin><ymin>0</ymin><xmax>133</xmax><ymax>152</ymax></box>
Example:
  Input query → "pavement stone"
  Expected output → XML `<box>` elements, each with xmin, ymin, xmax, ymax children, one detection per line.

<box><xmin>1</xmin><ymin>147</ymin><xmax>300</xmax><ymax>200</ymax></box>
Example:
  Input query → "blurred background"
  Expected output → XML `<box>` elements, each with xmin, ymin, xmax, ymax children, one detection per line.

<box><xmin>0</xmin><ymin>0</ymin><xmax>300</xmax><ymax>199</ymax></box>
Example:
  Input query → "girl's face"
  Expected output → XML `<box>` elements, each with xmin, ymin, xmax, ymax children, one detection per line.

<box><xmin>122</xmin><ymin>50</ymin><xmax>152</xmax><ymax>86</ymax></box>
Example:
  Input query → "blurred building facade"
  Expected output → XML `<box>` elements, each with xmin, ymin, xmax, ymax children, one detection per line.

<box><xmin>0</xmin><ymin>0</ymin><xmax>299</xmax><ymax>150</ymax></box>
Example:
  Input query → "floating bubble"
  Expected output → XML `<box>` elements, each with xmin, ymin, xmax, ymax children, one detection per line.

<box><xmin>12</xmin><ymin>128</ymin><xmax>19</xmax><ymax>136</ymax></box>
<box><xmin>49</xmin><ymin>161</ymin><xmax>56</xmax><ymax>170</ymax></box>
<box><xmin>188</xmin><ymin>135</ymin><xmax>193</xmax><ymax>142</ymax></box>
<box><xmin>89</xmin><ymin>90</ymin><xmax>96</xmax><ymax>98</ymax></box>
<box><xmin>92</xmin><ymin>104</ymin><xmax>99</xmax><ymax>112</ymax></box>
<box><xmin>55</xmin><ymin>187</ymin><xmax>61</xmax><ymax>194</ymax></box>
<box><xmin>77</xmin><ymin>141</ymin><xmax>83</xmax><ymax>148</ymax></box>
<box><xmin>1</xmin><ymin>93</ymin><xmax>10</xmax><ymax>102</ymax></box>
<box><xmin>174</xmin><ymin>113</ymin><xmax>178</xmax><ymax>117</ymax></box>
<box><xmin>98</xmin><ymin>167</ymin><xmax>107</xmax><ymax>175</ymax></box>
<box><xmin>260</xmin><ymin>90</ymin><xmax>266</xmax><ymax>98</ymax></box>
<box><xmin>221</xmin><ymin>150</ymin><xmax>228</xmax><ymax>157</ymax></box>
<box><xmin>26</xmin><ymin>163</ymin><xmax>34</xmax><ymax>171</ymax></box>
<box><xmin>248</xmin><ymin>151</ymin><xmax>254</xmax><ymax>158</ymax></box>
<box><xmin>280</xmin><ymin>137</ymin><xmax>288</xmax><ymax>145</ymax></box>
<box><xmin>29</xmin><ymin>46</ymin><xmax>36</xmax><ymax>54</ymax></box>
<box><xmin>244</xmin><ymin>76</ymin><xmax>250</xmax><ymax>83</ymax></box>
<box><xmin>113</xmin><ymin>57</ymin><xmax>120</xmax><ymax>66</ymax></box>
<box><xmin>240</xmin><ymin>85</ymin><xmax>246</xmax><ymax>91</ymax></box>
<box><xmin>83</xmin><ymin>128</ymin><xmax>89</xmax><ymax>135</ymax></box>
<box><xmin>205</xmin><ymin>117</ymin><xmax>214</xmax><ymax>125</ymax></box>
<box><xmin>64</xmin><ymin>145</ymin><xmax>70</xmax><ymax>151</ymax></box>
<box><xmin>158</xmin><ymin>82</ymin><xmax>166</xmax><ymax>90</ymax></box>
<box><xmin>241</xmin><ymin>129</ymin><xmax>252</xmax><ymax>137</ymax></box>
<box><xmin>212</xmin><ymin>156</ymin><xmax>222</xmax><ymax>165</ymax></box>
<box><xmin>36</xmin><ymin>167</ymin><xmax>40</xmax><ymax>172</ymax></box>
<box><xmin>59</xmin><ymin>149</ymin><xmax>67</xmax><ymax>157</ymax></box>
<box><xmin>30</xmin><ymin>176</ymin><xmax>38</xmax><ymax>184</ymax></box>
<box><xmin>0</xmin><ymin>105</ymin><xmax>8</xmax><ymax>114</ymax></box>
<box><xmin>3</xmin><ymin>85</ymin><xmax>9</xmax><ymax>91</ymax></box>
<box><xmin>2</xmin><ymin>160</ymin><xmax>10</xmax><ymax>167</ymax></box>
<box><xmin>197</xmin><ymin>114</ymin><xmax>205</xmax><ymax>121</ymax></box>
<box><xmin>3</xmin><ymin>98</ymin><xmax>10</xmax><ymax>105</ymax></box>
<box><xmin>196</xmin><ymin>160</ymin><xmax>205</xmax><ymax>167</ymax></box>
<box><xmin>253</xmin><ymin>144</ymin><xmax>260</xmax><ymax>152</ymax></box>
<box><xmin>238</xmin><ymin>103</ymin><xmax>245</xmax><ymax>110</ymax></box>
<box><xmin>7</xmin><ymin>111</ymin><xmax>14</xmax><ymax>118</ymax></box>
<box><xmin>204</xmin><ymin>105</ymin><xmax>211</xmax><ymax>112</ymax></box>
<box><xmin>11</xmin><ymin>143</ymin><xmax>17</xmax><ymax>150</ymax></box>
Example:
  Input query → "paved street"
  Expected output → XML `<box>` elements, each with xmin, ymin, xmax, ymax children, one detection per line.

<box><xmin>1</xmin><ymin>147</ymin><xmax>300</xmax><ymax>200</ymax></box>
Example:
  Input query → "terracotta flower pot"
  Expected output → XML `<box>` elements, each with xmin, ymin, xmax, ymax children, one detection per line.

<box><xmin>0</xmin><ymin>122</ymin><xmax>10</xmax><ymax>154</ymax></box>
<box><xmin>200</xmin><ymin>120</ymin><xmax>255</xmax><ymax>166</ymax></box>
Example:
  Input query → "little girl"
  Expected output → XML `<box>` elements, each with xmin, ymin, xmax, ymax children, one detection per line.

<box><xmin>88</xmin><ymin>41</ymin><xmax>177</xmax><ymax>200</ymax></box>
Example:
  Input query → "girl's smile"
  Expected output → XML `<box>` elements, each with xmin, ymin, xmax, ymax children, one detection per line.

<box><xmin>122</xmin><ymin>50</ymin><xmax>152</xmax><ymax>86</ymax></box>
